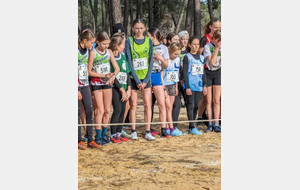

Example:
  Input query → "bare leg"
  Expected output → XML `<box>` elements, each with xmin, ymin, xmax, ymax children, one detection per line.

<box><xmin>213</xmin><ymin>85</ymin><xmax>221</xmax><ymax>121</ymax></box>
<box><xmin>141</xmin><ymin>88</ymin><xmax>152</xmax><ymax>131</ymax></box>
<box><xmin>102</xmin><ymin>88</ymin><xmax>112</xmax><ymax>128</ymax></box>
<box><xmin>129</xmin><ymin>90</ymin><xmax>138</xmax><ymax>130</ymax></box>
<box><xmin>206</xmin><ymin>86</ymin><xmax>213</xmax><ymax>121</ymax></box>
<box><xmin>92</xmin><ymin>90</ymin><xmax>104</xmax><ymax>130</ymax></box>
<box><xmin>152</xmin><ymin>86</ymin><xmax>166</xmax><ymax>129</ymax></box>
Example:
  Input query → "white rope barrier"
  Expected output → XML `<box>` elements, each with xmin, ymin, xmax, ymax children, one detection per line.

<box><xmin>78</xmin><ymin>119</ymin><xmax>221</xmax><ymax>127</ymax></box>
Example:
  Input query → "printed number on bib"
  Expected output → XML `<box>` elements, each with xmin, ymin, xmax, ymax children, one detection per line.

<box><xmin>78</xmin><ymin>65</ymin><xmax>88</xmax><ymax>81</ymax></box>
<box><xmin>192</xmin><ymin>64</ymin><xmax>203</xmax><ymax>75</ymax></box>
<box><xmin>96</xmin><ymin>64</ymin><xmax>110</xmax><ymax>74</ymax></box>
<box><xmin>166</xmin><ymin>71</ymin><xmax>179</xmax><ymax>82</ymax></box>
<box><xmin>133</xmin><ymin>58</ymin><xmax>148</xmax><ymax>70</ymax></box>
<box><xmin>116</xmin><ymin>72</ymin><xmax>127</xmax><ymax>85</ymax></box>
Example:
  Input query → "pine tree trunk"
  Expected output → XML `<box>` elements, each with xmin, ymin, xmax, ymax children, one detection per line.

<box><xmin>136</xmin><ymin>0</ymin><xmax>141</xmax><ymax>19</ymax></box>
<box><xmin>175</xmin><ymin>0</ymin><xmax>188</xmax><ymax>33</ymax></box>
<box><xmin>207</xmin><ymin>0</ymin><xmax>214</xmax><ymax>20</ymax></box>
<box><xmin>153</xmin><ymin>0</ymin><xmax>160</xmax><ymax>27</ymax></box>
<box><xmin>185</xmin><ymin>0</ymin><xmax>193</xmax><ymax>35</ymax></box>
<box><xmin>148</xmin><ymin>0</ymin><xmax>154</xmax><ymax>29</ymax></box>
<box><xmin>102</xmin><ymin>0</ymin><xmax>106</xmax><ymax>31</ymax></box>
<box><xmin>124</xmin><ymin>0</ymin><xmax>129</xmax><ymax>35</ymax></box>
<box><xmin>80</xmin><ymin>0</ymin><xmax>84</xmax><ymax>27</ymax></box>
<box><xmin>88</xmin><ymin>0</ymin><xmax>96</xmax><ymax>34</ymax></box>
<box><xmin>94</xmin><ymin>0</ymin><xmax>98</xmax><ymax>34</ymax></box>
<box><xmin>112</xmin><ymin>0</ymin><xmax>123</xmax><ymax>24</ymax></box>
<box><xmin>194</xmin><ymin>0</ymin><xmax>201</xmax><ymax>37</ymax></box>
<box><xmin>130</xmin><ymin>0</ymin><xmax>133</xmax><ymax>35</ymax></box>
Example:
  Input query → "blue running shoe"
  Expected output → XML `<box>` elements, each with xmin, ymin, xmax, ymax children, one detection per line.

<box><xmin>171</xmin><ymin>128</ymin><xmax>182</xmax><ymax>137</ymax></box>
<box><xmin>102</xmin><ymin>134</ymin><xmax>112</xmax><ymax>144</ymax></box>
<box><xmin>206</xmin><ymin>125</ymin><xmax>213</xmax><ymax>132</ymax></box>
<box><xmin>83</xmin><ymin>135</ymin><xmax>88</xmax><ymax>142</ymax></box>
<box><xmin>95</xmin><ymin>138</ymin><xmax>108</xmax><ymax>146</ymax></box>
<box><xmin>174</xmin><ymin>127</ymin><xmax>186</xmax><ymax>136</ymax></box>
<box><xmin>188</xmin><ymin>127</ymin><xmax>202</xmax><ymax>135</ymax></box>
<box><xmin>213</xmin><ymin>125</ymin><xmax>221</xmax><ymax>133</ymax></box>
<box><xmin>166</xmin><ymin>128</ymin><xmax>171</xmax><ymax>135</ymax></box>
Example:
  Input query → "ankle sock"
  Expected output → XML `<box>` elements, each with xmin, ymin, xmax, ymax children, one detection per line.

<box><xmin>96</xmin><ymin>129</ymin><xmax>102</xmax><ymax>140</ymax></box>
<box><xmin>170</xmin><ymin>128</ymin><xmax>174</xmax><ymax>133</ymax></box>
<box><xmin>102</xmin><ymin>127</ymin><xmax>108</xmax><ymax>136</ymax></box>
<box><xmin>146</xmin><ymin>130</ymin><xmax>151</xmax><ymax>134</ymax></box>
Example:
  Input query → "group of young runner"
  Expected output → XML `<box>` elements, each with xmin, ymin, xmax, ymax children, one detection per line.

<box><xmin>78</xmin><ymin>18</ymin><xmax>221</xmax><ymax>150</ymax></box>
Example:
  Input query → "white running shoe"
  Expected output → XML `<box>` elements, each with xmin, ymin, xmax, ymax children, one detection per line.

<box><xmin>145</xmin><ymin>132</ymin><xmax>156</xmax><ymax>141</ymax></box>
<box><xmin>131</xmin><ymin>131</ymin><xmax>139</xmax><ymax>140</ymax></box>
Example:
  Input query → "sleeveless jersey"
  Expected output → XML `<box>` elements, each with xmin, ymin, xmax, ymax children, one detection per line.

<box><xmin>111</xmin><ymin>53</ymin><xmax>131</xmax><ymax>90</ymax></box>
<box><xmin>163</xmin><ymin>57</ymin><xmax>180</xmax><ymax>86</ymax></box>
<box><xmin>90</xmin><ymin>49</ymin><xmax>111</xmax><ymax>86</ymax></box>
<box><xmin>128</xmin><ymin>36</ymin><xmax>150</xmax><ymax>80</ymax></box>
<box><xmin>183</xmin><ymin>53</ymin><xmax>205</xmax><ymax>92</ymax></box>
<box><xmin>204</xmin><ymin>34</ymin><xmax>213</xmax><ymax>69</ymax></box>
<box><xmin>203</xmin><ymin>42</ymin><xmax>221</xmax><ymax>71</ymax></box>
<box><xmin>78</xmin><ymin>49</ymin><xmax>89</xmax><ymax>87</ymax></box>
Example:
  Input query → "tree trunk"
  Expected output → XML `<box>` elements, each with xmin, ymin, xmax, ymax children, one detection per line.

<box><xmin>88</xmin><ymin>0</ymin><xmax>96</xmax><ymax>34</ymax></box>
<box><xmin>130</xmin><ymin>0</ymin><xmax>133</xmax><ymax>35</ymax></box>
<box><xmin>153</xmin><ymin>0</ymin><xmax>160</xmax><ymax>28</ymax></box>
<box><xmin>148</xmin><ymin>0</ymin><xmax>154</xmax><ymax>29</ymax></box>
<box><xmin>108</xmin><ymin>0</ymin><xmax>113</xmax><ymax>35</ymax></box>
<box><xmin>102</xmin><ymin>0</ymin><xmax>106</xmax><ymax>31</ymax></box>
<box><xmin>80</xmin><ymin>0</ymin><xmax>84</xmax><ymax>27</ymax></box>
<box><xmin>207</xmin><ymin>0</ymin><xmax>214</xmax><ymax>20</ymax></box>
<box><xmin>136</xmin><ymin>0</ymin><xmax>140</xmax><ymax>19</ymax></box>
<box><xmin>94</xmin><ymin>0</ymin><xmax>98</xmax><ymax>33</ymax></box>
<box><xmin>175</xmin><ymin>0</ymin><xmax>188</xmax><ymax>33</ymax></box>
<box><xmin>124</xmin><ymin>0</ymin><xmax>129</xmax><ymax>35</ymax></box>
<box><xmin>185</xmin><ymin>0</ymin><xmax>193</xmax><ymax>35</ymax></box>
<box><xmin>112</xmin><ymin>0</ymin><xmax>123</xmax><ymax>24</ymax></box>
<box><xmin>194</xmin><ymin>0</ymin><xmax>201</xmax><ymax>37</ymax></box>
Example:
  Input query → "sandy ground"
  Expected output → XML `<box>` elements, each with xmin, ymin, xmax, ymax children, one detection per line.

<box><xmin>78</xmin><ymin>91</ymin><xmax>221</xmax><ymax>190</ymax></box>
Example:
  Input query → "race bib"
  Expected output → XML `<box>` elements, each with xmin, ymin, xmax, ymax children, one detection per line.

<box><xmin>215</xmin><ymin>56</ymin><xmax>221</xmax><ymax>67</ymax></box>
<box><xmin>153</xmin><ymin>60</ymin><xmax>160</xmax><ymax>71</ymax></box>
<box><xmin>116</xmin><ymin>72</ymin><xmax>127</xmax><ymax>85</ymax></box>
<box><xmin>166</xmin><ymin>71</ymin><xmax>179</xmax><ymax>82</ymax></box>
<box><xmin>133</xmin><ymin>57</ymin><xmax>148</xmax><ymax>70</ymax></box>
<box><xmin>192</xmin><ymin>64</ymin><xmax>203</xmax><ymax>75</ymax></box>
<box><xmin>96</xmin><ymin>64</ymin><xmax>110</xmax><ymax>74</ymax></box>
<box><xmin>78</xmin><ymin>64</ymin><xmax>88</xmax><ymax>82</ymax></box>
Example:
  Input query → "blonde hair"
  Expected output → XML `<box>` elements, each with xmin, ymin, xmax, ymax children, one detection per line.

<box><xmin>168</xmin><ymin>42</ymin><xmax>181</xmax><ymax>54</ymax></box>
<box><xmin>109</xmin><ymin>32</ymin><xmax>125</xmax><ymax>50</ymax></box>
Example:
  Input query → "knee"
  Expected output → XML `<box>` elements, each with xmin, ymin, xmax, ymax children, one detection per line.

<box><xmin>103</xmin><ymin>108</ymin><xmax>110</xmax><ymax>116</ymax></box>
<box><xmin>206</xmin><ymin>98</ymin><xmax>212</xmax><ymax>105</ymax></box>
<box><xmin>95</xmin><ymin>107</ymin><xmax>104</xmax><ymax>117</ymax></box>
<box><xmin>157</xmin><ymin>102</ymin><xmax>166</xmax><ymax>111</ymax></box>
<box><xmin>144</xmin><ymin>101</ymin><xmax>152</xmax><ymax>110</ymax></box>
<box><xmin>130</xmin><ymin>102</ymin><xmax>137</xmax><ymax>111</ymax></box>
<box><xmin>213</xmin><ymin>98</ymin><xmax>220</xmax><ymax>105</ymax></box>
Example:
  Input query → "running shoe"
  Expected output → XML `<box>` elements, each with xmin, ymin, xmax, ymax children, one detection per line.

<box><xmin>95</xmin><ymin>138</ymin><xmax>109</xmax><ymax>146</ymax></box>
<box><xmin>102</xmin><ymin>134</ymin><xmax>112</xmax><ymax>144</ymax></box>
<box><xmin>78</xmin><ymin>141</ymin><xmax>86</xmax><ymax>150</ymax></box>
<box><xmin>121</xmin><ymin>129</ymin><xmax>131</xmax><ymax>138</ymax></box>
<box><xmin>131</xmin><ymin>131</ymin><xmax>139</xmax><ymax>140</ymax></box>
<box><xmin>145</xmin><ymin>133</ymin><xmax>156</xmax><ymax>141</ymax></box>
<box><xmin>213</xmin><ymin>125</ymin><xmax>221</xmax><ymax>133</ymax></box>
<box><xmin>87</xmin><ymin>141</ymin><xmax>101</xmax><ymax>148</ymax></box>
<box><xmin>151</xmin><ymin>129</ymin><xmax>159</xmax><ymax>136</ymax></box>
<box><xmin>166</xmin><ymin>128</ymin><xmax>171</xmax><ymax>135</ymax></box>
<box><xmin>117</xmin><ymin>133</ymin><xmax>130</xmax><ymax>142</ymax></box>
<box><xmin>206</xmin><ymin>125</ymin><xmax>213</xmax><ymax>132</ymax></box>
<box><xmin>174</xmin><ymin>127</ymin><xmax>186</xmax><ymax>136</ymax></box>
<box><xmin>188</xmin><ymin>127</ymin><xmax>202</xmax><ymax>135</ymax></box>
<box><xmin>196</xmin><ymin>118</ymin><xmax>204</xmax><ymax>126</ymax></box>
<box><xmin>110</xmin><ymin>135</ymin><xmax>122</xmax><ymax>144</ymax></box>
<box><xmin>161</xmin><ymin>130</ymin><xmax>172</xmax><ymax>138</ymax></box>
<box><xmin>171</xmin><ymin>128</ymin><xmax>184</xmax><ymax>137</ymax></box>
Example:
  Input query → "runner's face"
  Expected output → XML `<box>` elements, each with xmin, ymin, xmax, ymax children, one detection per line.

<box><xmin>132</xmin><ymin>23</ymin><xmax>145</xmax><ymax>36</ymax></box>
<box><xmin>171</xmin><ymin>35</ymin><xmax>179</xmax><ymax>44</ymax></box>
<box><xmin>188</xmin><ymin>39</ymin><xmax>200</xmax><ymax>53</ymax></box>
<box><xmin>84</xmin><ymin>38</ymin><xmax>95</xmax><ymax>49</ymax></box>
<box><xmin>210</xmin><ymin>21</ymin><xmax>221</xmax><ymax>34</ymax></box>
<box><xmin>180</xmin><ymin>34</ymin><xmax>189</xmax><ymax>47</ymax></box>
<box><xmin>116</xmin><ymin>38</ymin><xmax>126</xmax><ymax>53</ymax></box>
<box><xmin>97</xmin><ymin>39</ymin><xmax>110</xmax><ymax>51</ymax></box>
<box><xmin>169</xmin><ymin>49</ymin><xmax>181</xmax><ymax>60</ymax></box>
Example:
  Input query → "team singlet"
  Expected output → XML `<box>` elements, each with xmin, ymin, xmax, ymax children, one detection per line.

<box><xmin>78</xmin><ymin>49</ymin><xmax>89</xmax><ymax>87</ymax></box>
<box><xmin>152</xmin><ymin>44</ymin><xmax>169</xmax><ymax>73</ymax></box>
<box><xmin>112</xmin><ymin>53</ymin><xmax>131</xmax><ymax>90</ymax></box>
<box><xmin>203</xmin><ymin>42</ymin><xmax>221</xmax><ymax>71</ymax></box>
<box><xmin>90</xmin><ymin>49</ymin><xmax>111</xmax><ymax>86</ymax></box>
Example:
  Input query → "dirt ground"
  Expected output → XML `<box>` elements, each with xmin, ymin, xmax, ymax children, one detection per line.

<box><xmin>78</xmin><ymin>91</ymin><xmax>221</xmax><ymax>190</ymax></box>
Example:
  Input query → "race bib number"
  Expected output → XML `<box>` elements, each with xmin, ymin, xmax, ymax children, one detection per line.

<box><xmin>192</xmin><ymin>64</ymin><xmax>203</xmax><ymax>75</ymax></box>
<box><xmin>116</xmin><ymin>72</ymin><xmax>127</xmax><ymax>84</ymax></box>
<box><xmin>96</xmin><ymin>64</ymin><xmax>110</xmax><ymax>74</ymax></box>
<box><xmin>78</xmin><ymin>64</ymin><xmax>88</xmax><ymax>81</ymax></box>
<box><xmin>153</xmin><ymin>61</ymin><xmax>160</xmax><ymax>71</ymax></box>
<box><xmin>166</xmin><ymin>71</ymin><xmax>179</xmax><ymax>82</ymax></box>
<box><xmin>133</xmin><ymin>58</ymin><xmax>148</xmax><ymax>70</ymax></box>
<box><xmin>215</xmin><ymin>56</ymin><xmax>221</xmax><ymax>67</ymax></box>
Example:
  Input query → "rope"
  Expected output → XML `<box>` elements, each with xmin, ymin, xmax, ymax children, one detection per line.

<box><xmin>78</xmin><ymin>119</ymin><xmax>221</xmax><ymax>127</ymax></box>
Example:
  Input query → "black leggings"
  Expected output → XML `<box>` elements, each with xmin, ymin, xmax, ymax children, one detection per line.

<box><xmin>172</xmin><ymin>82</ymin><xmax>187</xmax><ymax>128</ymax></box>
<box><xmin>183</xmin><ymin>90</ymin><xmax>201</xmax><ymax>128</ymax></box>
<box><xmin>110</xmin><ymin>87</ymin><xmax>126</xmax><ymax>135</ymax></box>
<box><xmin>78</xmin><ymin>85</ymin><xmax>94</xmax><ymax>143</ymax></box>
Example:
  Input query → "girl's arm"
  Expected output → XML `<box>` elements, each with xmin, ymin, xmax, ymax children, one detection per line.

<box><xmin>125</xmin><ymin>38</ymin><xmax>142</xmax><ymax>86</ymax></box>
<box><xmin>108</xmin><ymin>49</ymin><xmax>120</xmax><ymax>75</ymax></box>
<box><xmin>142</xmin><ymin>38</ymin><xmax>154</xmax><ymax>85</ymax></box>
<box><xmin>87</xmin><ymin>50</ymin><xmax>107</xmax><ymax>78</ymax></box>
<box><xmin>182</xmin><ymin>55</ymin><xmax>190</xmax><ymax>89</ymax></box>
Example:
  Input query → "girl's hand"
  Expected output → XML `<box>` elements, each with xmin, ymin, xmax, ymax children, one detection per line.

<box><xmin>203</xmin><ymin>86</ymin><xmax>207</xmax><ymax>96</ymax></box>
<box><xmin>78</xmin><ymin>91</ymin><xmax>82</xmax><ymax>100</ymax></box>
<box><xmin>120</xmin><ymin>88</ymin><xmax>127</xmax><ymax>102</ymax></box>
<box><xmin>137</xmin><ymin>83</ymin><xmax>143</xmax><ymax>90</ymax></box>
<box><xmin>142</xmin><ymin>82</ymin><xmax>147</xmax><ymax>88</ymax></box>
<box><xmin>107</xmin><ymin>75</ymin><xmax>115</xmax><ymax>86</ymax></box>
<box><xmin>154</xmin><ymin>52</ymin><xmax>163</xmax><ymax>61</ymax></box>
<box><xmin>106</xmin><ymin>73</ymin><xmax>114</xmax><ymax>79</ymax></box>
<box><xmin>186</xmin><ymin>88</ymin><xmax>192</xmax><ymax>96</ymax></box>
<box><xmin>126</xmin><ymin>90</ymin><xmax>131</xmax><ymax>100</ymax></box>
<box><xmin>175</xmin><ymin>88</ymin><xmax>178</xmax><ymax>96</ymax></box>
